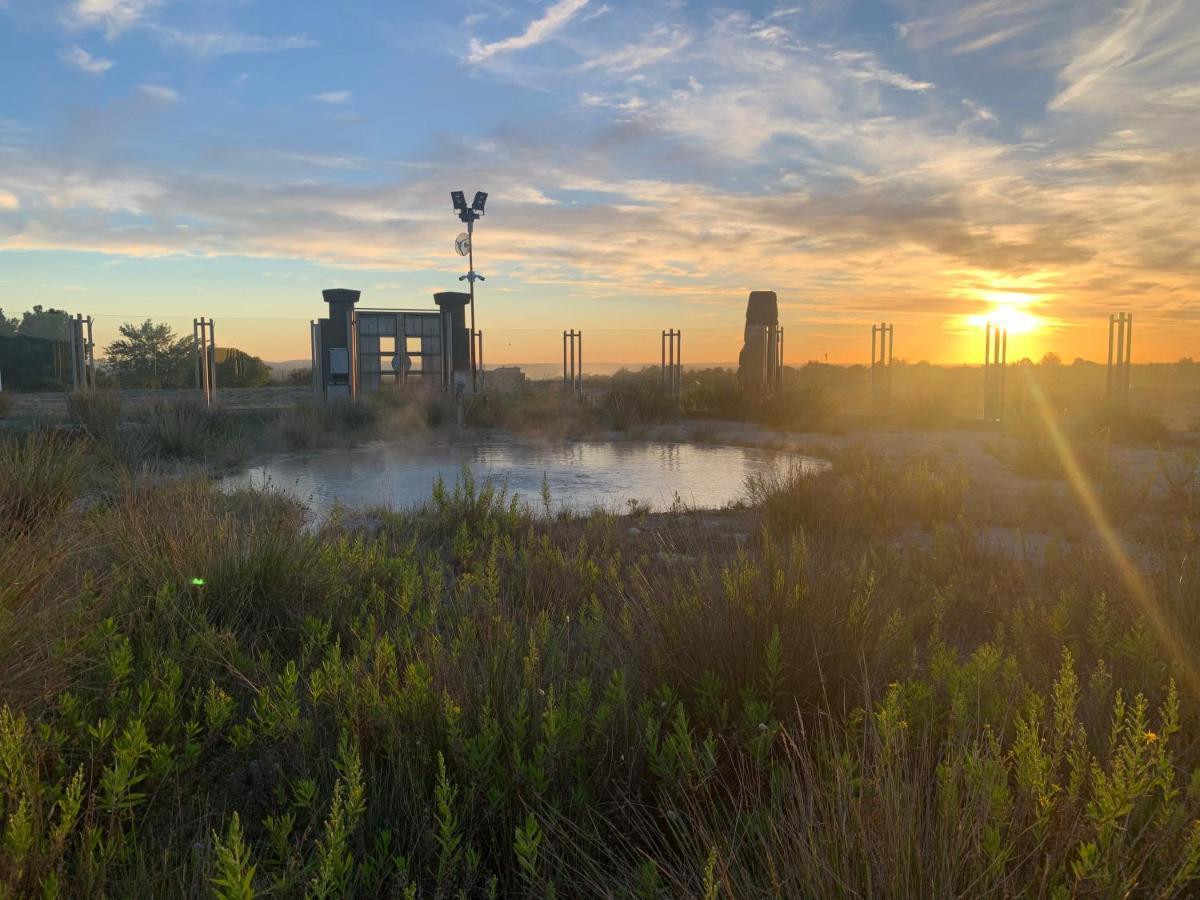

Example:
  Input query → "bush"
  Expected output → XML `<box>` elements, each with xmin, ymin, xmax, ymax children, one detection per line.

<box><xmin>66</xmin><ymin>390</ymin><xmax>122</xmax><ymax>441</ymax></box>
<box><xmin>0</xmin><ymin>429</ymin><xmax>86</xmax><ymax>537</ymax></box>
<box><xmin>140</xmin><ymin>397</ymin><xmax>234</xmax><ymax>459</ymax></box>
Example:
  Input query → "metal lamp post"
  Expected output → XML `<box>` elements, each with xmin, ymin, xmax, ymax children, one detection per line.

<box><xmin>451</xmin><ymin>190</ymin><xmax>488</xmax><ymax>391</ymax></box>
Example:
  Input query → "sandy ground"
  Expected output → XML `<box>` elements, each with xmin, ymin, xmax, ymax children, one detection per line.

<box><xmin>5</xmin><ymin>386</ymin><xmax>311</xmax><ymax>417</ymax></box>
<box><xmin>636</xmin><ymin>419</ymin><xmax>1192</xmax><ymax>564</ymax></box>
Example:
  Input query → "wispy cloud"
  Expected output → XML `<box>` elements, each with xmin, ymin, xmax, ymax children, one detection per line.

<box><xmin>152</xmin><ymin>27</ymin><xmax>317</xmax><ymax>57</ymax></box>
<box><xmin>579</xmin><ymin>27</ymin><xmax>691</xmax><ymax>74</ymax></box>
<box><xmin>137</xmin><ymin>83</ymin><xmax>179</xmax><ymax>103</ymax></box>
<box><xmin>468</xmin><ymin>0</ymin><xmax>590</xmax><ymax>63</ymax></box>
<box><xmin>60</xmin><ymin>45</ymin><xmax>114</xmax><ymax>74</ymax></box>
<box><xmin>310</xmin><ymin>90</ymin><xmax>352</xmax><ymax>105</ymax></box>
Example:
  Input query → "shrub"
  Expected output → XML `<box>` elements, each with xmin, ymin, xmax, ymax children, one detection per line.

<box><xmin>140</xmin><ymin>397</ymin><xmax>233</xmax><ymax>459</ymax></box>
<box><xmin>66</xmin><ymin>390</ymin><xmax>122</xmax><ymax>441</ymax></box>
<box><xmin>0</xmin><ymin>429</ymin><xmax>86</xmax><ymax>537</ymax></box>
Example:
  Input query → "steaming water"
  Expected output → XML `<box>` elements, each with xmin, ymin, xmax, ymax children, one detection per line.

<box><xmin>222</xmin><ymin>440</ymin><xmax>829</xmax><ymax>517</ymax></box>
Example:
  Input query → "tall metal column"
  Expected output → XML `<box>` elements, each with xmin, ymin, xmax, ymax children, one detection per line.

<box><xmin>661</xmin><ymin>329</ymin><xmax>682</xmax><ymax>403</ymax></box>
<box><xmin>563</xmin><ymin>330</ymin><xmax>583</xmax><ymax>398</ymax></box>
<box><xmin>193</xmin><ymin>317</ymin><xmax>217</xmax><ymax>407</ymax></box>
<box><xmin>1107</xmin><ymin>312</ymin><xmax>1133</xmax><ymax>407</ymax></box>
<box><xmin>871</xmin><ymin>322</ymin><xmax>894</xmax><ymax>407</ymax></box>
<box><xmin>983</xmin><ymin>322</ymin><xmax>1007</xmax><ymax>422</ymax></box>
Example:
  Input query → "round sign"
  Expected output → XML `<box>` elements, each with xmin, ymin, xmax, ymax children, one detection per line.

<box><xmin>455</xmin><ymin>233</ymin><xmax>471</xmax><ymax>257</ymax></box>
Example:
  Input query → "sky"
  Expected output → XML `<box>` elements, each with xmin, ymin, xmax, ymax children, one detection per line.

<box><xmin>0</xmin><ymin>0</ymin><xmax>1197</xmax><ymax>365</ymax></box>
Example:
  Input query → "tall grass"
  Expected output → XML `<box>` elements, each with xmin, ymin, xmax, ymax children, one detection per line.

<box><xmin>0</xmin><ymin>430</ymin><xmax>86</xmax><ymax>537</ymax></box>
<box><xmin>1</xmin><ymin>426</ymin><xmax>1200</xmax><ymax>896</ymax></box>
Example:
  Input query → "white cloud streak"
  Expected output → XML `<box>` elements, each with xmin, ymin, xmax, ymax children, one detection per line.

<box><xmin>468</xmin><ymin>0</ymin><xmax>590</xmax><ymax>63</ymax></box>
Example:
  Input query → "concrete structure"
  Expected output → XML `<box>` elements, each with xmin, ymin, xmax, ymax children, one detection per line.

<box><xmin>737</xmin><ymin>291</ymin><xmax>783</xmax><ymax>396</ymax></box>
<box><xmin>311</xmin><ymin>288</ymin><xmax>472</xmax><ymax>401</ymax></box>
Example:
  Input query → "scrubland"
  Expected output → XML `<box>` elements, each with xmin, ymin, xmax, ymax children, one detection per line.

<box><xmin>2</xmin><ymin>361</ymin><xmax>1200</xmax><ymax>897</ymax></box>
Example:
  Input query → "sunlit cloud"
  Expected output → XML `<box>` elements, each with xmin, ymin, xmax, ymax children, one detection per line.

<box><xmin>1</xmin><ymin>1</ymin><xmax>1197</xmax><ymax>361</ymax></box>
<box><xmin>64</xmin><ymin>0</ymin><xmax>160</xmax><ymax>38</ymax></box>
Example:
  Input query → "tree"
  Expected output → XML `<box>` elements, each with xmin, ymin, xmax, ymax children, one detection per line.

<box><xmin>216</xmin><ymin>348</ymin><xmax>272</xmax><ymax>388</ymax></box>
<box><xmin>17</xmin><ymin>306</ymin><xmax>71</xmax><ymax>341</ymax></box>
<box><xmin>104</xmin><ymin>320</ymin><xmax>194</xmax><ymax>388</ymax></box>
<box><xmin>0</xmin><ymin>306</ymin><xmax>73</xmax><ymax>389</ymax></box>
<box><xmin>1039</xmin><ymin>352</ymin><xmax>1062</xmax><ymax>366</ymax></box>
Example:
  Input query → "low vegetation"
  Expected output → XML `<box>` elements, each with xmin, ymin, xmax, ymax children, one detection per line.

<box><xmin>2</xmin><ymin>413</ymin><xmax>1200</xmax><ymax>896</ymax></box>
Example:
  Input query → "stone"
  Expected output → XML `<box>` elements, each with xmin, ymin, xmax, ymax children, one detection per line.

<box><xmin>737</xmin><ymin>290</ymin><xmax>778</xmax><ymax>394</ymax></box>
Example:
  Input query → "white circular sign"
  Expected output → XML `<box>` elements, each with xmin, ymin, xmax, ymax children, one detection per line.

<box><xmin>455</xmin><ymin>233</ymin><xmax>471</xmax><ymax>257</ymax></box>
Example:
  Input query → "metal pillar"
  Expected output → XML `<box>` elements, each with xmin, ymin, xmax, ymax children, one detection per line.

<box><xmin>193</xmin><ymin>317</ymin><xmax>217</xmax><ymax>407</ymax></box>
<box><xmin>68</xmin><ymin>313</ymin><xmax>95</xmax><ymax>392</ymax></box>
<box><xmin>871</xmin><ymin>322</ymin><xmax>894</xmax><ymax>407</ymax></box>
<box><xmin>472</xmin><ymin>329</ymin><xmax>484</xmax><ymax>390</ymax></box>
<box><xmin>765</xmin><ymin>325</ymin><xmax>784</xmax><ymax>396</ymax></box>
<box><xmin>563</xmin><ymin>330</ymin><xmax>583</xmax><ymax>398</ymax></box>
<box><xmin>310</xmin><ymin>320</ymin><xmax>323</xmax><ymax>401</ymax></box>
<box><xmin>983</xmin><ymin>322</ymin><xmax>1007</xmax><ymax>422</ymax></box>
<box><xmin>1107</xmin><ymin>312</ymin><xmax>1133</xmax><ymax>407</ymax></box>
<box><xmin>661</xmin><ymin>329</ymin><xmax>682</xmax><ymax>403</ymax></box>
<box><xmin>348</xmin><ymin>309</ymin><xmax>360</xmax><ymax>401</ymax></box>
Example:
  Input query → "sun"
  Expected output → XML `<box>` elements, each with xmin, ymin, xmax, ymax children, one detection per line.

<box><xmin>965</xmin><ymin>304</ymin><xmax>1043</xmax><ymax>335</ymax></box>
<box><xmin>960</xmin><ymin>290</ymin><xmax>1048</xmax><ymax>336</ymax></box>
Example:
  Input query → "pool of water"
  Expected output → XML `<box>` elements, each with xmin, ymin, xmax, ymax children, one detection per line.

<box><xmin>222</xmin><ymin>440</ymin><xmax>828</xmax><ymax>517</ymax></box>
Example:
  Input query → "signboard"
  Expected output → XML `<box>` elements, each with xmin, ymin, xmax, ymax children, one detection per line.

<box><xmin>455</xmin><ymin>233</ymin><xmax>471</xmax><ymax>257</ymax></box>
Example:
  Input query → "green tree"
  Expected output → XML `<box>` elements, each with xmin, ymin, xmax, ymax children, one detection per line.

<box><xmin>17</xmin><ymin>305</ymin><xmax>71</xmax><ymax>341</ymax></box>
<box><xmin>216</xmin><ymin>348</ymin><xmax>273</xmax><ymax>388</ymax></box>
<box><xmin>104</xmin><ymin>320</ymin><xmax>194</xmax><ymax>388</ymax></box>
<box><xmin>0</xmin><ymin>309</ymin><xmax>18</xmax><ymax>337</ymax></box>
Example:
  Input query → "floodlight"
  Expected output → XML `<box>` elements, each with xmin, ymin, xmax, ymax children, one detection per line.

<box><xmin>472</xmin><ymin>191</ymin><xmax>488</xmax><ymax>213</ymax></box>
<box><xmin>450</xmin><ymin>190</ymin><xmax>467</xmax><ymax>212</ymax></box>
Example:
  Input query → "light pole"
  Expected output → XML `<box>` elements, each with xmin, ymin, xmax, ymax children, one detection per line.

<box><xmin>451</xmin><ymin>190</ymin><xmax>487</xmax><ymax>391</ymax></box>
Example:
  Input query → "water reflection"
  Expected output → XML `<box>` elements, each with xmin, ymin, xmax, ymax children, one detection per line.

<box><xmin>222</xmin><ymin>440</ymin><xmax>828</xmax><ymax>517</ymax></box>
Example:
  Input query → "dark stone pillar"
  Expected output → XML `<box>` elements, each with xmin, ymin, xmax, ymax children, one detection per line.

<box><xmin>433</xmin><ymin>291</ymin><xmax>471</xmax><ymax>379</ymax></box>
<box><xmin>737</xmin><ymin>291</ymin><xmax>778</xmax><ymax>394</ymax></box>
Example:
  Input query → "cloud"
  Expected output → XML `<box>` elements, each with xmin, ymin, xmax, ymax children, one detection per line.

<box><xmin>310</xmin><ymin>91</ymin><xmax>352</xmax><ymax>105</ymax></box>
<box><xmin>0</xmin><ymin>190</ymin><xmax>18</xmax><ymax>210</ymax></box>
<box><xmin>1049</xmin><ymin>0</ymin><xmax>1198</xmax><ymax>113</ymax></box>
<box><xmin>60</xmin><ymin>45</ymin><xmax>114</xmax><ymax>74</ymax></box>
<box><xmin>64</xmin><ymin>0</ymin><xmax>161</xmax><ymax>38</ymax></box>
<box><xmin>137</xmin><ymin>83</ymin><xmax>179</xmax><ymax>103</ymax></box>
<box><xmin>579</xmin><ymin>27</ymin><xmax>691</xmax><ymax>74</ymax></box>
<box><xmin>468</xmin><ymin>0</ymin><xmax>590</xmax><ymax>63</ymax></box>
<box><xmin>152</xmin><ymin>27</ymin><xmax>317</xmax><ymax>57</ymax></box>
<box><xmin>5</xmin><ymin>1</ymin><xmax>1199</xmax><ymax>361</ymax></box>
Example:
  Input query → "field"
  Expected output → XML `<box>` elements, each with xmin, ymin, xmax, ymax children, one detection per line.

<box><xmin>3</xmin><ymin>362</ymin><xmax>1200</xmax><ymax>897</ymax></box>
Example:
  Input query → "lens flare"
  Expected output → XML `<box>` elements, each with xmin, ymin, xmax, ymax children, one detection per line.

<box><xmin>1021</xmin><ymin>369</ymin><xmax>1200</xmax><ymax>698</ymax></box>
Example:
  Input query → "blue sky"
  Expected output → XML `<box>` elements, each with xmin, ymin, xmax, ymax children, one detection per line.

<box><xmin>0</xmin><ymin>0</ymin><xmax>1197</xmax><ymax>363</ymax></box>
